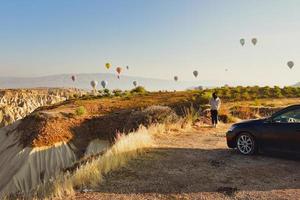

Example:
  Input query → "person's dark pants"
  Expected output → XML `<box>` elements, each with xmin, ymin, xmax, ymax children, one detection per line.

<box><xmin>211</xmin><ymin>110</ymin><xmax>218</xmax><ymax>125</ymax></box>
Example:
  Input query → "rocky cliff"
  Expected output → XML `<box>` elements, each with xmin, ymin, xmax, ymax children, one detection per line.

<box><xmin>0</xmin><ymin>88</ymin><xmax>80</xmax><ymax>127</ymax></box>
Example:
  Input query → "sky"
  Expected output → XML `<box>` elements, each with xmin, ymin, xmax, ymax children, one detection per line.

<box><xmin>0</xmin><ymin>0</ymin><xmax>300</xmax><ymax>86</ymax></box>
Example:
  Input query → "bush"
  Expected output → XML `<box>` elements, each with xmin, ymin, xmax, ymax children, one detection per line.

<box><xmin>112</xmin><ymin>89</ymin><xmax>122</xmax><ymax>97</ymax></box>
<box><xmin>130</xmin><ymin>86</ymin><xmax>147</xmax><ymax>94</ymax></box>
<box><xmin>182</xmin><ymin>106</ymin><xmax>200</xmax><ymax>124</ymax></box>
<box><xmin>197</xmin><ymin>91</ymin><xmax>212</xmax><ymax>104</ymax></box>
<box><xmin>103</xmin><ymin>89</ymin><xmax>111</xmax><ymax>97</ymax></box>
<box><xmin>126</xmin><ymin>105</ymin><xmax>179</xmax><ymax>128</ymax></box>
<box><xmin>193</xmin><ymin>86</ymin><xmax>300</xmax><ymax>102</ymax></box>
<box><xmin>75</xmin><ymin>106</ymin><xmax>86</xmax><ymax>116</ymax></box>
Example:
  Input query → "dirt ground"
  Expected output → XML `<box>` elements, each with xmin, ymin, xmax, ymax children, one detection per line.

<box><xmin>75</xmin><ymin>124</ymin><xmax>300</xmax><ymax>200</ymax></box>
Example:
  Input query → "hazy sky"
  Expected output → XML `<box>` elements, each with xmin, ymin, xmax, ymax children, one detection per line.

<box><xmin>0</xmin><ymin>0</ymin><xmax>300</xmax><ymax>86</ymax></box>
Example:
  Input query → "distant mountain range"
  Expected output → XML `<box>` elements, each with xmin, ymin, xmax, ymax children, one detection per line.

<box><xmin>0</xmin><ymin>73</ymin><xmax>223</xmax><ymax>91</ymax></box>
<box><xmin>294</xmin><ymin>82</ymin><xmax>300</xmax><ymax>87</ymax></box>
<box><xmin>1</xmin><ymin>74</ymin><xmax>297</xmax><ymax>91</ymax></box>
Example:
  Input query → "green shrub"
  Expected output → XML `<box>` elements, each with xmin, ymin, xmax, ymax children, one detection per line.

<box><xmin>75</xmin><ymin>106</ymin><xmax>86</xmax><ymax>116</ymax></box>
<box><xmin>130</xmin><ymin>86</ymin><xmax>147</xmax><ymax>94</ymax></box>
<box><xmin>112</xmin><ymin>89</ymin><xmax>122</xmax><ymax>97</ymax></box>
<box><xmin>103</xmin><ymin>89</ymin><xmax>111</xmax><ymax>97</ymax></box>
<box><xmin>196</xmin><ymin>91</ymin><xmax>212</xmax><ymax>104</ymax></box>
<box><xmin>194</xmin><ymin>86</ymin><xmax>300</xmax><ymax>102</ymax></box>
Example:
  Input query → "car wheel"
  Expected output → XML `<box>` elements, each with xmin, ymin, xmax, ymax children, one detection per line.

<box><xmin>236</xmin><ymin>133</ymin><xmax>256</xmax><ymax>155</ymax></box>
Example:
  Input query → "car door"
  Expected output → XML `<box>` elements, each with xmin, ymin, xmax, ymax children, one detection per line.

<box><xmin>260</xmin><ymin>108</ymin><xmax>300</xmax><ymax>153</ymax></box>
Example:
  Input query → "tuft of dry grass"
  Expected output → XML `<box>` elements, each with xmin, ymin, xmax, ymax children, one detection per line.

<box><xmin>180</xmin><ymin>106</ymin><xmax>200</xmax><ymax>130</ymax></box>
<box><xmin>71</xmin><ymin>126</ymin><xmax>153</xmax><ymax>189</ymax></box>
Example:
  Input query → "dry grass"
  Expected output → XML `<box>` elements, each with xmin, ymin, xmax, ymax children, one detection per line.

<box><xmin>31</xmin><ymin>118</ymin><xmax>197</xmax><ymax>199</ymax></box>
<box><xmin>71</xmin><ymin>127</ymin><xmax>153</xmax><ymax>189</ymax></box>
<box><xmin>22</xmin><ymin>126</ymin><xmax>154</xmax><ymax>199</ymax></box>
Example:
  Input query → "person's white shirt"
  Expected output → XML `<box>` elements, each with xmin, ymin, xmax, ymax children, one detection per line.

<box><xmin>209</xmin><ymin>97</ymin><xmax>221</xmax><ymax>110</ymax></box>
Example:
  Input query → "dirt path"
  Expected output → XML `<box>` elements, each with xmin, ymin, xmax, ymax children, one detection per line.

<box><xmin>75</xmin><ymin>124</ymin><xmax>300</xmax><ymax>200</ymax></box>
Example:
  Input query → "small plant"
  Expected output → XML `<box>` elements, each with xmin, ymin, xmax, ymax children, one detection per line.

<box><xmin>75</xmin><ymin>106</ymin><xmax>86</xmax><ymax>116</ymax></box>
<box><xmin>112</xmin><ymin>89</ymin><xmax>122</xmax><ymax>97</ymax></box>
<box><xmin>183</xmin><ymin>106</ymin><xmax>200</xmax><ymax>123</ymax></box>
<box><xmin>130</xmin><ymin>86</ymin><xmax>147</xmax><ymax>94</ymax></box>
<box><xmin>103</xmin><ymin>89</ymin><xmax>111</xmax><ymax>97</ymax></box>
<box><xmin>122</xmin><ymin>91</ymin><xmax>132</xmax><ymax>99</ymax></box>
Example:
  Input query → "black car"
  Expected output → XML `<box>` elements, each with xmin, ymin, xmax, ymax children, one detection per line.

<box><xmin>226</xmin><ymin>105</ymin><xmax>300</xmax><ymax>155</ymax></box>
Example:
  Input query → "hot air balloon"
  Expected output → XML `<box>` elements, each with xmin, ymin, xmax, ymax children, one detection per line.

<box><xmin>101</xmin><ymin>80</ymin><xmax>108</xmax><ymax>89</ymax></box>
<box><xmin>133</xmin><ymin>80</ymin><xmax>137</xmax><ymax>87</ymax></box>
<box><xmin>240</xmin><ymin>38</ymin><xmax>245</xmax><ymax>46</ymax></box>
<box><xmin>126</xmin><ymin>66</ymin><xmax>129</xmax><ymax>70</ymax></box>
<box><xmin>251</xmin><ymin>38</ymin><xmax>257</xmax><ymax>46</ymax></box>
<box><xmin>105</xmin><ymin>63</ymin><xmax>111</xmax><ymax>69</ymax></box>
<box><xmin>90</xmin><ymin>80</ymin><xmax>98</xmax><ymax>89</ymax></box>
<box><xmin>71</xmin><ymin>75</ymin><xmax>76</xmax><ymax>82</ymax></box>
<box><xmin>90</xmin><ymin>80</ymin><xmax>98</xmax><ymax>94</ymax></box>
<box><xmin>193</xmin><ymin>70</ymin><xmax>198</xmax><ymax>78</ymax></box>
<box><xmin>116</xmin><ymin>67</ymin><xmax>122</xmax><ymax>79</ymax></box>
<box><xmin>287</xmin><ymin>61</ymin><xmax>294</xmax><ymax>69</ymax></box>
<box><xmin>174</xmin><ymin>76</ymin><xmax>178</xmax><ymax>81</ymax></box>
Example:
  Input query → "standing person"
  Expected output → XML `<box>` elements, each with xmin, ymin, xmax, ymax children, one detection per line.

<box><xmin>209</xmin><ymin>92</ymin><xmax>221</xmax><ymax>127</ymax></box>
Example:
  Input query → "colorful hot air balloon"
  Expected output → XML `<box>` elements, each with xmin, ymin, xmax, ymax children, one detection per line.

<box><xmin>193</xmin><ymin>70</ymin><xmax>198</xmax><ymax>78</ymax></box>
<box><xmin>71</xmin><ymin>75</ymin><xmax>76</xmax><ymax>82</ymax></box>
<box><xmin>240</xmin><ymin>38</ymin><xmax>245</xmax><ymax>46</ymax></box>
<box><xmin>251</xmin><ymin>38</ymin><xmax>257</xmax><ymax>46</ymax></box>
<box><xmin>101</xmin><ymin>80</ymin><xmax>108</xmax><ymax>89</ymax></box>
<box><xmin>116</xmin><ymin>67</ymin><xmax>122</xmax><ymax>74</ymax></box>
<box><xmin>133</xmin><ymin>81</ymin><xmax>137</xmax><ymax>87</ymax></box>
<box><xmin>287</xmin><ymin>61</ymin><xmax>294</xmax><ymax>69</ymax></box>
<box><xmin>105</xmin><ymin>63</ymin><xmax>111</xmax><ymax>69</ymax></box>
<box><xmin>174</xmin><ymin>76</ymin><xmax>178</xmax><ymax>81</ymax></box>
<box><xmin>116</xmin><ymin>67</ymin><xmax>122</xmax><ymax>79</ymax></box>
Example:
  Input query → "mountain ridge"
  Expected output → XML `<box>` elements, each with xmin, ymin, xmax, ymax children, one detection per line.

<box><xmin>0</xmin><ymin>73</ymin><xmax>220</xmax><ymax>91</ymax></box>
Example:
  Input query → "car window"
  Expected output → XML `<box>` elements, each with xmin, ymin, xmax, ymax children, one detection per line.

<box><xmin>273</xmin><ymin>108</ymin><xmax>300</xmax><ymax>123</ymax></box>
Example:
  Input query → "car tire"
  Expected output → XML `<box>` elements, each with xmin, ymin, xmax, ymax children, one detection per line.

<box><xmin>236</xmin><ymin>132</ymin><xmax>257</xmax><ymax>155</ymax></box>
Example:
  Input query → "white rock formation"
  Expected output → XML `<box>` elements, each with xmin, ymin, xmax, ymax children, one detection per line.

<box><xmin>0</xmin><ymin>88</ymin><xmax>79</xmax><ymax>127</ymax></box>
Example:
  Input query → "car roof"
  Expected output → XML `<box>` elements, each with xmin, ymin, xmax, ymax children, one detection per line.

<box><xmin>286</xmin><ymin>104</ymin><xmax>300</xmax><ymax>109</ymax></box>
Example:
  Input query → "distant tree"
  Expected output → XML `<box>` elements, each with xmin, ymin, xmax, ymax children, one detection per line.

<box><xmin>272</xmin><ymin>86</ymin><xmax>283</xmax><ymax>98</ymax></box>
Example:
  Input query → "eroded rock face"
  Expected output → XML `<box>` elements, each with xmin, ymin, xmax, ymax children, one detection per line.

<box><xmin>0</xmin><ymin>88</ymin><xmax>80</xmax><ymax>127</ymax></box>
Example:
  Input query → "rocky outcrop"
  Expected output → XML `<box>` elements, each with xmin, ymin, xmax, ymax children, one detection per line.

<box><xmin>0</xmin><ymin>121</ymin><xmax>109</xmax><ymax>197</ymax></box>
<box><xmin>0</xmin><ymin>88</ymin><xmax>80</xmax><ymax>127</ymax></box>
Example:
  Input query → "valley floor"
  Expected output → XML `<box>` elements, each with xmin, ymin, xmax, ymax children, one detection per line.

<box><xmin>75</xmin><ymin>124</ymin><xmax>300</xmax><ymax>200</ymax></box>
